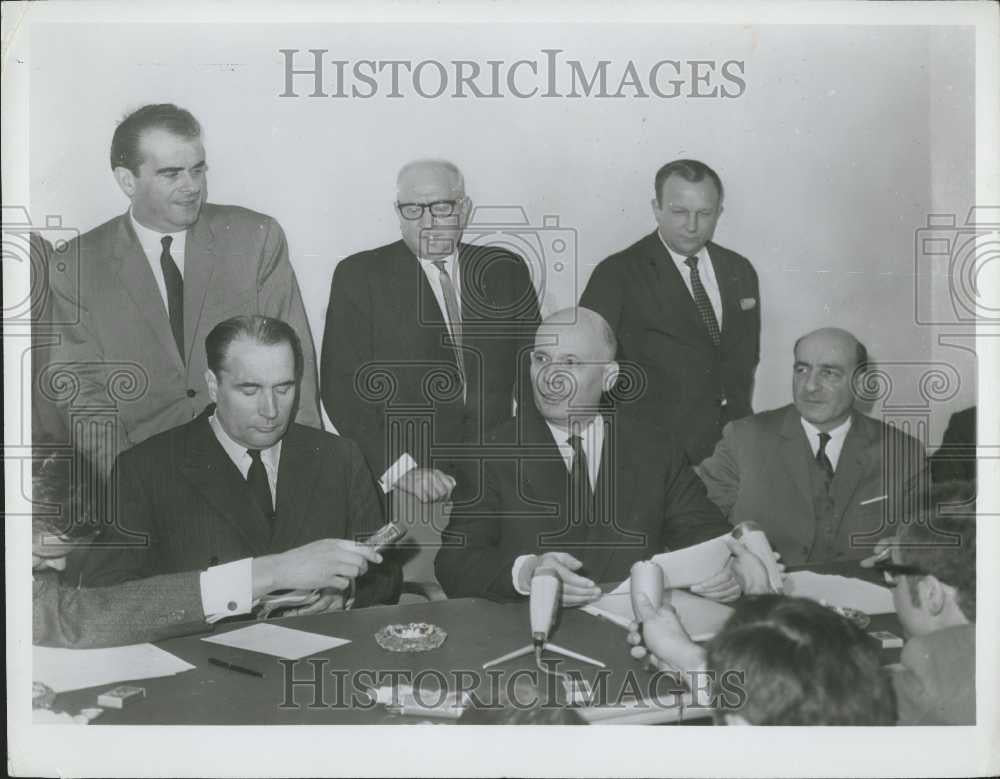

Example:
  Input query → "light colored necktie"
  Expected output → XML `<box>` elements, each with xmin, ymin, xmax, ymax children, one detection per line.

<box><xmin>431</xmin><ymin>259</ymin><xmax>465</xmax><ymax>382</ymax></box>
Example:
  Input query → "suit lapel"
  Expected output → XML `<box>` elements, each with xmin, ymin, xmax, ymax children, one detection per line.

<box><xmin>179</xmin><ymin>412</ymin><xmax>271</xmax><ymax>555</ymax></box>
<box><xmin>110</xmin><ymin>215</ymin><xmax>184</xmax><ymax>372</ymax></box>
<box><xmin>517</xmin><ymin>412</ymin><xmax>575</xmax><ymax>546</ymax></box>
<box><xmin>778</xmin><ymin>406</ymin><xmax>816</xmax><ymax>511</ymax></box>
<box><xmin>271</xmin><ymin>425</ymin><xmax>322</xmax><ymax>550</ymax></box>
<box><xmin>709</xmin><ymin>244</ymin><xmax>742</xmax><ymax>347</ymax></box>
<box><xmin>643</xmin><ymin>232</ymin><xmax>715</xmax><ymax>347</ymax></box>
<box><xmin>830</xmin><ymin>413</ymin><xmax>874</xmax><ymax>519</ymax></box>
<box><xmin>183</xmin><ymin>216</ymin><xmax>217</xmax><ymax>368</ymax></box>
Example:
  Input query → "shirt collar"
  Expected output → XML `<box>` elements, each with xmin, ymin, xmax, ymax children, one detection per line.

<box><xmin>417</xmin><ymin>252</ymin><xmax>457</xmax><ymax>269</ymax></box>
<box><xmin>544</xmin><ymin>414</ymin><xmax>604</xmax><ymax>447</ymax></box>
<box><xmin>800</xmin><ymin>413</ymin><xmax>853</xmax><ymax>444</ymax></box>
<box><xmin>656</xmin><ymin>230</ymin><xmax>709</xmax><ymax>269</ymax></box>
<box><xmin>129</xmin><ymin>208</ymin><xmax>187</xmax><ymax>258</ymax></box>
<box><xmin>208</xmin><ymin>413</ymin><xmax>282</xmax><ymax>471</ymax></box>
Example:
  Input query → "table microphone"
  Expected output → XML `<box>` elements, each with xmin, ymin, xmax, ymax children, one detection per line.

<box><xmin>630</xmin><ymin>560</ymin><xmax>665</xmax><ymax>618</ymax></box>
<box><xmin>529</xmin><ymin>567</ymin><xmax>561</xmax><ymax>646</ymax></box>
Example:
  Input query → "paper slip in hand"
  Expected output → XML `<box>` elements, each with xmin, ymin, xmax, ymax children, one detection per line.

<box><xmin>583</xmin><ymin>589</ymin><xmax>733</xmax><ymax>642</ymax></box>
<box><xmin>604</xmin><ymin>534</ymin><xmax>732</xmax><ymax>596</ymax></box>
<box><xmin>202</xmin><ymin>623</ymin><xmax>351</xmax><ymax>660</ymax></box>
<box><xmin>33</xmin><ymin>643</ymin><xmax>194</xmax><ymax>694</ymax></box>
<box><xmin>784</xmin><ymin>571</ymin><xmax>895</xmax><ymax>614</ymax></box>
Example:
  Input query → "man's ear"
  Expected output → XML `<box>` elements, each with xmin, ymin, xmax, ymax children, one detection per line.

<box><xmin>920</xmin><ymin>575</ymin><xmax>947</xmax><ymax>616</ymax></box>
<box><xmin>113</xmin><ymin>166</ymin><xmax>137</xmax><ymax>199</ymax></box>
<box><xmin>603</xmin><ymin>361</ymin><xmax>620</xmax><ymax>393</ymax></box>
<box><xmin>204</xmin><ymin>369</ymin><xmax>218</xmax><ymax>403</ymax></box>
<box><xmin>458</xmin><ymin>195</ymin><xmax>473</xmax><ymax>229</ymax></box>
<box><xmin>650</xmin><ymin>196</ymin><xmax>662</xmax><ymax>220</ymax></box>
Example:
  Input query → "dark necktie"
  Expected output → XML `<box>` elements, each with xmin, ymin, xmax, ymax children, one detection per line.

<box><xmin>568</xmin><ymin>434</ymin><xmax>594</xmax><ymax>527</ymax></box>
<box><xmin>159</xmin><ymin>235</ymin><xmax>184</xmax><ymax>362</ymax></box>
<box><xmin>684</xmin><ymin>255</ymin><xmax>720</xmax><ymax>347</ymax></box>
<box><xmin>431</xmin><ymin>259</ymin><xmax>465</xmax><ymax>384</ymax></box>
<box><xmin>246</xmin><ymin>449</ymin><xmax>275</xmax><ymax>522</ymax></box>
<box><xmin>816</xmin><ymin>432</ymin><xmax>835</xmax><ymax>482</ymax></box>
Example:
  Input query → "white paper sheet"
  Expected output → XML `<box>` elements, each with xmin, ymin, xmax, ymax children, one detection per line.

<box><xmin>33</xmin><ymin>644</ymin><xmax>195</xmax><ymax>694</ymax></box>
<box><xmin>784</xmin><ymin>570</ymin><xmax>895</xmax><ymax>614</ymax></box>
<box><xmin>583</xmin><ymin>589</ymin><xmax>734</xmax><ymax>642</ymax></box>
<box><xmin>604</xmin><ymin>534</ymin><xmax>733</xmax><ymax>595</ymax></box>
<box><xmin>201</xmin><ymin>623</ymin><xmax>351</xmax><ymax>660</ymax></box>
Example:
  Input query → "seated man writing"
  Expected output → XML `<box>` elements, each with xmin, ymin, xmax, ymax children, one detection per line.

<box><xmin>627</xmin><ymin>593</ymin><xmax>897</xmax><ymax>725</ymax></box>
<box><xmin>33</xmin><ymin>455</ymin><xmax>382</xmax><ymax>648</ymax></box>
<box><xmin>436</xmin><ymin>307</ymin><xmax>766</xmax><ymax>605</ymax></box>
<box><xmin>74</xmin><ymin>315</ymin><xmax>400</xmax><ymax>611</ymax></box>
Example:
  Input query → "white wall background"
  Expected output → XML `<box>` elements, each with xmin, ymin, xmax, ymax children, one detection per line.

<box><xmin>29</xmin><ymin>22</ymin><xmax>976</xmax><ymax>446</ymax></box>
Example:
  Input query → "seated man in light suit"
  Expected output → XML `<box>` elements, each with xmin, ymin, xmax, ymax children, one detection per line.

<box><xmin>436</xmin><ymin>308</ymin><xmax>768</xmax><ymax>605</ymax></box>
<box><xmin>696</xmin><ymin>327</ymin><xmax>928</xmax><ymax>566</ymax></box>
<box><xmin>33</xmin><ymin>454</ymin><xmax>382</xmax><ymax>648</ymax></box>
<box><xmin>76</xmin><ymin>315</ymin><xmax>400</xmax><ymax>612</ymax></box>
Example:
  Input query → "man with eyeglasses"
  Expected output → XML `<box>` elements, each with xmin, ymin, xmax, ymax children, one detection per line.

<box><xmin>870</xmin><ymin>480</ymin><xmax>976</xmax><ymax>725</ymax></box>
<box><xmin>45</xmin><ymin>103</ymin><xmax>321</xmax><ymax>480</ymax></box>
<box><xmin>435</xmin><ymin>308</ymin><xmax>766</xmax><ymax>604</ymax></box>
<box><xmin>321</xmin><ymin>159</ymin><xmax>540</xmax><ymax>506</ymax></box>
<box><xmin>696</xmin><ymin>327</ymin><xmax>927</xmax><ymax>566</ymax></box>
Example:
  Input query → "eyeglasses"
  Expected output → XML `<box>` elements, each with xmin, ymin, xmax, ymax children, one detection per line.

<box><xmin>396</xmin><ymin>200</ymin><xmax>460</xmax><ymax>220</ymax></box>
<box><xmin>874</xmin><ymin>559</ymin><xmax>926</xmax><ymax>586</ymax></box>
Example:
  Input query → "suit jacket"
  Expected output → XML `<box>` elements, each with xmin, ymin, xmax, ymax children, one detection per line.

<box><xmin>580</xmin><ymin>231</ymin><xmax>760</xmax><ymax>463</ymax></box>
<box><xmin>892</xmin><ymin>623</ymin><xmax>975</xmax><ymax>725</ymax></box>
<box><xmin>434</xmin><ymin>407</ymin><xmax>731</xmax><ymax>601</ymax></box>
<box><xmin>321</xmin><ymin>239</ymin><xmax>540</xmax><ymax>497</ymax></box>
<box><xmin>45</xmin><ymin>204</ymin><xmax>321</xmax><ymax>475</ymax></box>
<box><xmin>76</xmin><ymin>407</ymin><xmax>400</xmax><ymax>608</ymax></box>
<box><xmin>930</xmin><ymin>406</ymin><xmax>976</xmax><ymax>484</ymax></box>
<box><xmin>33</xmin><ymin>569</ymin><xmax>207</xmax><ymax>649</ymax></box>
<box><xmin>696</xmin><ymin>405</ymin><xmax>929</xmax><ymax>566</ymax></box>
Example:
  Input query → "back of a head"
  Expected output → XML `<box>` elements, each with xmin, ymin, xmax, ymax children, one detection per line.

<box><xmin>900</xmin><ymin>479</ymin><xmax>976</xmax><ymax>622</ymax></box>
<box><xmin>706</xmin><ymin>595</ymin><xmax>896</xmax><ymax>725</ymax></box>
<box><xmin>32</xmin><ymin>453</ymin><xmax>105</xmax><ymax>539</ymax></box>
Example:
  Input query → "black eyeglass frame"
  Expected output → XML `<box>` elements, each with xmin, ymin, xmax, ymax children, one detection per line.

<box><xmin>395</xmin><ymin>200</ymin><xmax>461</xmax><ymax>221</ymax></box>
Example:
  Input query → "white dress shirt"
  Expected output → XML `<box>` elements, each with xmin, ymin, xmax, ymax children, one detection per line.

<box><xmin>800</xmin><ymin>415</ymin><xmax>853</xmax><ymax>472</ymax></box>
<box><xmin>658</xmin><ymin>232</ymin><xmax>723</xmax><ymax>328</ymax></box>
<box><xmin>208</xmin><ymin>414</ymin><xmax>281</xmax><ymax>507</ymax></box>
<box><xmin>417</xmin><ymin>252</ymin><xmax>462</xmax><ymax>339</ymax></box>
<box><xmin>130</xmin><ymin>209</ymin><xmax>188</xmax><ymax>312</ymax></box>
<box><xmin>511</xmin><ymin>415</ymin><xmax>605</xmax><ymax>594</ymax></box>
<box><xmin>197</xmin><ymin>414</ymin><xmax>284</xmax><ymax>622</ymax></box>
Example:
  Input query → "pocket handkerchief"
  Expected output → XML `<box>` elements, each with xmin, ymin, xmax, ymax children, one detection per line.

<box><xmin>739</xmin><ymin>297</ymin><xmax>757</xmax><ymax>310</ymax></box>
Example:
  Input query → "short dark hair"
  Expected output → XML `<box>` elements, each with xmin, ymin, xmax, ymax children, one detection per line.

<box><xmin>110</xmin><ymin>103</ymin><xmax>201</xmax><ymax>174</ymax></box>
<box><xmin>706</xmin><ymin>595</ymin><xmax>896</xmax><ymax>725</ymax></box>
<box><xmin>205</xmin><ymin>315</ymin><xmax>304</xmax><ymax>381</ymax></box>
<box><xmin>32</xmin><ymin>453</ymin><xmax>105</xmax><ymax>539</ymax></box>
<box><xmin>792</xmin><ymin>330</ymin><xmax>869</xmax><ymax>375</ymax></box>
<box><xmin>654</xmin><ymin>159</ymin><xmax>724</xmax><ymax>204</ymax></box>
<box><xmin>899</xmin><ymin>480</ymin><xmax>976</xmax><ymax>622</ymax></box>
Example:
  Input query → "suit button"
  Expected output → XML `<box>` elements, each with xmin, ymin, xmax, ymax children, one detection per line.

<box><xmin>187</xmin><ymin>389</ymin><xmax>197</xmax><ymax>398</ymax></box>
<box><xmin>227</xmin><ymin>601</ymin><xmax>238</xmax><ymax>612</ymax></box>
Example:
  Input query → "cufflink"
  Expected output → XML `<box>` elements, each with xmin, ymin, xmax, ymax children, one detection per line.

<box><xmin>227</xmin><ymin>601</ymin><xmax>238</xmax><ymax>611</ymax></box>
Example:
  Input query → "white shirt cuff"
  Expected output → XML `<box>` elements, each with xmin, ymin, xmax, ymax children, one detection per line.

<box><xmin>200</xmin><ymin>558</ymin><xmax>254</xmax><ymax>624</ymax></box>
<box><xmin>379</xmin><ymin>452</ymin><xmax>418</xmax><ymax>494</ymax></box>
<box><xmin>512</xmin><ymin>554</ymin><xmax>537</xmax><ymax>596</ymax></box>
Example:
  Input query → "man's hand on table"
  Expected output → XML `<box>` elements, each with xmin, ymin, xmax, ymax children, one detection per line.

<box><xmin>522</xmin><ymin>552</ymin><xmax>602</xmax><ymax>606</ymax></box>
<box><xmin>860</xmin><ymin>535</ymin><xmax>898</xmax><ymax>568</ymax></box>
<box><xmin>690</xmin><ymin>537</ymin><xmax>782</xmax><ymax>602</ymax></box>
<box><xmin>394</xmin><ymin>468</ymin><xmax>456</xmax><ymax>503</ymax></box>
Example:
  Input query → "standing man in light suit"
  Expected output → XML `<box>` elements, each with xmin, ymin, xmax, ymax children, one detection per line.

<box><xmin>46</xmin><ymin>104</ymin><xmax>320</xmax><ymax>476</ymax></box>
<box><xmin>580</xmin><ymin>159</ymin><xmax>760</xmax><ymax>464</ymax></box>
<box><xmin>321</xmin><ymin>159</ymin><xmax>540</xmax><ymax>505</ymax></box>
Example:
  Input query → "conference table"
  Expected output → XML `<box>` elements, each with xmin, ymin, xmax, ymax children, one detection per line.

<box><xmin>51</xmin><ymin>562</ymin><xmax>903</xmax><ymax>725</ymax></box>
